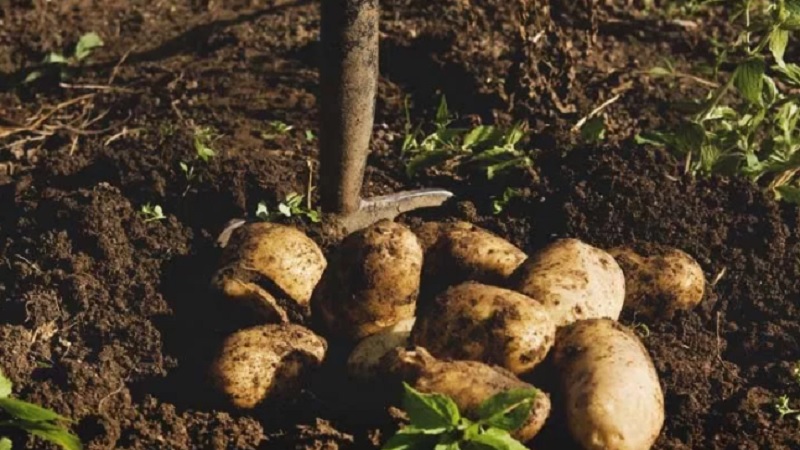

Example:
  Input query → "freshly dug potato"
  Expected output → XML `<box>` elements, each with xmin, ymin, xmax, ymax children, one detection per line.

<box><xmin>316</xmin><ymin>220</ymin><xmax>422</xmax><ymax>340</ymax></box>
<box><xmin>413</xmin><ymin>221</ymin><xmax>527</xmax><ymax>287</ymax></box>
<box><xmin>211</xmin><ymin>222</ymin><xmax>326</xmax><ymax>323</ymax></box>
<box><xmin>511</xmin><ymin>238</ymin><xmax>625</xmax><ymax>327</ymax></box>
<box><xmin>347</xmin><ymin>318</ymin><xmax>415</xmax><ymax>379</ymax></box>
<box><xmin>609</xmin><ymin>246</ymin><xmax>705</xmax><ymax>320</ymax></box>
<box><xmin>382</xmin><ymin>347</ymin><xmax>550</xmax><ymax>442</ymax></box>
<box><xmin>412</xmin><ymin>282</ymin><xmax>555</xmax><ymax>375</ymax></box>
<box><xmin>211</xmin><ymin>324</ymin><xmax>327</xmax><ymax>409</ymax></box>
<box><xmin>553</xmin><ymin>319</ymin><xmax>664</xmax><ymax>450</ymax></box>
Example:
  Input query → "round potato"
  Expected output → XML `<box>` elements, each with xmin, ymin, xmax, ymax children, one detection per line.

<box><xmin>347</xmin><ymin>318</ymin><xmax>415</xmax><ymax>379</ymax></box>
<box><xmin>210</xmin><ymin>324</ymin><xmax>327</xmax><ymax>409</ymax></box>
<box><xmin>211</xmin><ymin>222</ymin><xmax>326</xmax><ymax>323</ymax></box>
<box><xmin>315</xmin><ymin>219</ymin><xmax>422</xmax><ymax>340</ymax></box>
<box><xmin>609</xmin><ymin>246</ymin><xmax>705</xmax><ymax>320</ymax></box>
<box><xmin>553</xmin><ymin>319</ymin><xmax>664</xmax><ymax>450</ymax></box>
<box><xmin>382</xmin><ymin>347</ymin><xmax>550</xmax><ymax>443</ymax></box>
<box><xmin>511</xmin><ymin>238</ymin><xmax>624</xmax><ymax>327</ymax></box>
<box><xmin>413</xmin><ymin>221</ymin><xmax>527</xmax><ymax>288</ymax></box>
<box><xmin>412</xmin><ymin>282</ymin><xmax>555</xmax><ymax>375</ymax></box>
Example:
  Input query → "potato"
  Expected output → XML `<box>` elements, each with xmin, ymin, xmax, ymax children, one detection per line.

<box><xmin>413</xmin><ymin>221</ymin><xmax>527</xmax><ymax>287</ymax></box>
<box><xmin>210</xmin><ymin>324</ymin><xmax>327</xmax><ymax>409</ymax></box>
<box><xmin>609</xmin><ymin>246</ymin><xmax>705</xmax><ymax>320</ymax></box>
<box><xmin>412</xmin><ymin>282</ymin><xmax>555</xmax><ymax>375</ymax></box>
<box><xmin>511</xmin><ymin>238</ymin><xmax>624</xmax><ymax>327</ymax></box>
<box><xmin>211</xmin><ymin>222</ymin><xmax>326</xmax><ymax>323</ymax></box>
<box><xmin>347</xmin><ymin>318</ymin><xmax>415</xmax><ymax>379</ymax></box>
<box><xmin>382</xmin><ymin>347</ymin><xmax>550</xmax><ymax>442</ymax></box>
<box><xmin>553</xmin><ymin>319</ymin><xmax>664</xmax><ymax>450</ymax></box>
<box><xmin>315</xmin><ymin>219</ymin><xmax>422</xmax><ymax>340</ymax></box>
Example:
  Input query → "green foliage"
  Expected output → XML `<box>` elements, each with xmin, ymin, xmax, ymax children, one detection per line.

<box><xmin>580</xmin><ymin>116</ymin><xmax>607</xmax><ymax>143</ymax></box>
<box><xmin>260</xmin><ymin>121</ymin><xmax>295</xmax><ymax>140</ymax></box>
<box><xmin>402</xmin><ymin>97</ymin><xmax>533</xmax><ymax>180</ymax></box>
<box><xmin>256</xmin><ymin>192</ymin><xmax>321</xmax><ymax>223</ymax></box>
<box><xmin>491</xmin><ymin>188</ymin><xmax>523</xmax><ymax>215</ymax></box>
<box><xmin>642</xmin><ymin>0</ymin><xmax>800</xmax><ymax>202</ymax></box>
<box><xmin>24</xmin><ymin>32</ymin><xmax>104</xmax><ymax>84</ymax></box>
<box><xmin>382</xmin><ymin>383</ymin><xmax>536</xmax><ymax>450</ymax></box>
<box><xmin>192</xmin><ymin>127</ymin><xmax>217</xmax><ymax>163</ymax></box>
<box><xmin>775</xmin><ymin>395</ymin><xmax>800</xmax><ymax>421</ymax></box>
<box><xmin>140</xmin><ymin>203</ymin><xmax>166</xmax><ymax>222</ymax></box>
<box><xmin>0</xmin><ymin>368</ymin><xmax>82</xmax><ymax>450</ymax></box>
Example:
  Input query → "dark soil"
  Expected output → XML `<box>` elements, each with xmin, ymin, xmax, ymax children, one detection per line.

<box><xmin>1</xmin><ymin>1</ymin><xmax>799</xmax><ymax>449</ymax></box>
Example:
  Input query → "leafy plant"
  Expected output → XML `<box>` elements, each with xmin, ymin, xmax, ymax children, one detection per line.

<box><xmin>491</xmin><ymin>188</ymin><xmax>524</xmax><ymax>215</ymax></box>
<box><xmin>580</xmin><ymin>116</ymin><xmax>607</xmax><ymax>143</ymax></box>
<box><xmin>382</xmin><ymin>383</ymin><xmax>536</xmax><ymax>450</ymax></box>
<box><xmin>260</xmin><ymin>121</ymin><xmax>295</xmax><ymax>140</ymax></box>
<box><xmin>793</xmin><ymin>361</ymin><xmax>800</xmax><ymax>385</ymax></box>
<box><xmin>775</xmin><ymin>395</ymin><xmax>800</xmax><ymax>421</ymax></box>
<box><xmin>402</xmin><ymin>97</ymin><xmax>533</xmax><ymax>180</ymax></box>
<box><xmin>180</xmin><ymin>127</ymin><xmax>218</xmax><ymax>196</ymax></box>
<box><xmin>0</xmin><ymin>368</ymin><xmax>82</xmax><ymax>450</ymax></box>
<box><xmin>140</xmin><ymin>203</ymin><xmax>166</xmax><ymax>222</ymax></box>
<box><xmin>24</xmin><ymin>32</ymin><xmax>104</xmax><ymax>84</ymax></box>
<box><xmin>256</xmin><ymin>192</ymin><xmax>321</xmax><ymax>223</ymax></box>
<box><xmin>642</xmin><ymin>0</ymin><xmax>800</xmax><ymax>202</ymax></box>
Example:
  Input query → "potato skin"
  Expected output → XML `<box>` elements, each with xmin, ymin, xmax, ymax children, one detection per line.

<box><xmin>413</xmin><ymin>221</ymin><xmax>527</xmax><ymax>287</ymax></box>
<box><xmin>382</xmin><ymin>347</ymin><xmax>550</xmax><ymax>443</ymax></box>
<box><xmin>511</xmin><ymin>238</ymin><xmax>625</xmax><ymax>327</ymax></box>
<box><xmin>347</xmin><ymin>318</ymin><xmax>416</xmax><ymax>379</ymax></box>
<box><xmin>553</xmin><ymin>319</ymin><xmax>664</xmax><ymax>450</ymax></box>
<box><xmin>609</xmin><ymin>246</ymin><xmax>705</xmax><ymax>320</ymax></box>
<box><xmin>316</xmin><ymin>220</ymin><xmax>423</xmax><ymax>340</ymax></box>
<box><xmin>210</xmin><ymin>324</ymin><xmax>327</xmax><ymax>409</ymax></box>
<box><xmin>212</xmin><ymin>223</ymin><xmax>326</xmax><ymax>323</ymax></box>
<box><xmin>412</xmin><ymin>282</ymin><xmax>555</xmax><ymax>375</ymax></box>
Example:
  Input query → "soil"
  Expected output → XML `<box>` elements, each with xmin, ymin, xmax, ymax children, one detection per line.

<box><xmin>1</xmin><ymin>0</ymin><xmax>799</xmax><ymax>449</ymax></box>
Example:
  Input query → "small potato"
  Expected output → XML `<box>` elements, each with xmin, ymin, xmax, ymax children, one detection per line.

<box><xmin>413</xmin><ymin>221</ymin><xmax>527</xmax><ymax>287</ymax></box>
<box><xmin>382</xmin><ymin>347</ymin><xmax>550</xmax><ymax>443</ymax></box>
<box><xmin>412</xmin><ymin>282</ymin><xmax>555</xmax><ymax>375</ymax></box>
<box><xmin>211</xmin><ymin>222</ymin><xmax>326</xmax><ymax>323</ymax></box>
<box><xmin>609</xmin><ymin>246</ymin><xmax>705</xmax><ymax>320</ymax></box>
<box><xmin>316</xmin><ymin>220</ymin><xmax>422</xmax><ymax>340</ymax></box>
<box><xmin>347</xmin><ymin>318</ymin><xmax>415</xmax><ymax>379</ymax></box>
<box><xmin>553</xmin><ymin>319</ymin><xmax>664</xmax><ymax>450</ymax></box>
<box><xmin>210</xmin><ymin>324</ymin><xmax>327</xmax><ymax>409</ymax></box>
<box><xmin>511</xmin><ymin>238</ymin><xmax>624</xmax><ymax>327</ymax></box>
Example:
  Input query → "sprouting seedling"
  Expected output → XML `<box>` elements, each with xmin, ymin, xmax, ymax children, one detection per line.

<box><xmin>382</xmin><ymin>383</ymin><xmax>536</xmax><ymax>450</ymax></box>
<box><xmin>0</xmin><ymin>368</ymin><xmax>82</xmax><ymax>450</ymax></box>
<box><xmin>491</xmin><ymin>188</ymin><xmax>523</xmax><ymax>215</ymax></box>
<box><xmin>140</xmin><ymin>203</ymin><xmax>166</xmax><ymax>222</ymax></box>
<box><xmin>260</xmin><ymin>121</ymin><xmax>295</xmax><ymax>140</ymax></box>
<box><xmin>305</xmin><ymin>130</ymin><xmax>316</xmax><ymax>142</ymax></box>
<box><xmin>632</xmin><ymin>323</ymin><xmax>651</xmax><ymax>338</ymax></box>
<box><xmin>792</xmin><ymin>361</ymin><xmax>800</xmax><ymax>385</ymax></box>
<box><xmin>775</xmin><ymin>395</ymin><xmax>800</xmax><ymax>421</ymax></box>
<box><xmin>193</xmin><ymin>127</ymin><xmax>217</xmax><ymax>162</ymax></box>
<box><xmin>256</xmin><ymin>192</ymin><xmax>321</xmax><ymax>223</ymax></box>
<box><xmin>24</xmin><ymin>32</ymin><xmax>104</xmax><ymax>84</ymax></box>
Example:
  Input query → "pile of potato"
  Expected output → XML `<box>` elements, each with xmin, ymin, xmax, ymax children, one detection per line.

<box><xmin>208</xmin><ymin>218</ymin><xmax>707</xmax><ymax>450</ymax></box>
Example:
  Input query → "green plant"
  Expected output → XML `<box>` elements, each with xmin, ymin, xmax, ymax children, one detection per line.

<box><xmin>179</xmin><ymin>127</ymin><xmax>218</xmax><ymax>196</ymax></box>
<box><xmin>140</xmin><ymin>203</ymin><xmax>166</xmax><ymax>222</ymax></box>
<box><xmin>642</xmin><ymin>0</ymin><xmax>800</xmax><ymax>202</ymax></box>
<box><xmin>491</xmin><ymin>188</ymin><xmax>523</xmax><ymax>215</ymax></box>
<box><xmin>792</xmin><ymin>361</ymin><xmax>800</xmax><ymax>384</ymax></box>
<box><xmin>775</xmin><ymin>395</ymin><xmax>800</xmax><ymax>420</ymax></box>
<box><xmin>24</xmin><ymin>32</ymin><xmax>104</xmax><ymax>84</ymax></box>
<box><xmin>402</xmin><ymin>97</ymin><xmax>532</xmax><ymax>180</ymax></box>
<box><xmin>0</xmin><ymin>368</ymin><xmax>81</xmax><ymax>450</ymax></box>
<box><xmin>260</xmin><ymin>121</ymin><xmax>295</xmax><ymax>140</ymax></box>
<box><xmin>382</xmin><ymin>383</ymin><xmax>536</xmax><ymax>450</ymax></box>
<box><xmin>256</xmin><ymin>192</ymin><xmax>321</xmax><ymax>223</ymax></box>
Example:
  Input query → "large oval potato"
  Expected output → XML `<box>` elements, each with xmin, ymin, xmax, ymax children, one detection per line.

<box><xmin>316</xmin><ymin>220</ymin><xmax>422</xmax><ymax>340</ymax></box>
<box><xmin>413</xmin><ymin>221</ymin><xmax>527</xmax><ymax>288</ymax></box>
<box><xmin>211</xmin><ymin>222</ymin><xmax>326</xmax><ymax>323</ymax></box>
<box><xmin>210</xmin><ymin>324</ymin><xmax>327</xmax><ymax>409</ymax></box>
<box><xmin>511</xmin><ymin>238</ymin><xmax>624</xmax><ymax>327</ymax></box>
<box><xmin>609</xmin><ymin>246</ymin><xmax>705</xmax><ymax>320</ymax></box>
<box><xmin>382</xmin><ymin>347</ymin><xmax>550</xmax><ymax>443</ymax></box>
<box><xmin>412</xmin><ymin>282</ymin><xmax>555</xmax><ymax>375</ymax></box>
<box><xmin>347</xmin><ymin>318</ymin><xmax>415</xmax><ymax>379</ymax></box>
<box><xmin>553</xmin><ymin>319</ymin><xmax>664</xmax><ymax>450</ymax></box>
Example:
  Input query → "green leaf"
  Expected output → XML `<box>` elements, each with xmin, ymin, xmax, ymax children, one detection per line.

<box><xmin>381</xmin><ymin>431</ymin><xmax>438</xmax><ymax>450</ymax></box>
<box><xmin>777</xmin><ymin>185</ymin><xmax>800</xmax><ymax>203</ymax></box>
<box><xmin>674</xmin><ymin>121</ymin><xmax>705</xmax><ymax>156</ymax></box>
<box><xmin>734</xmin><ymin>58</ymin><xmax>765</xmax><ymax>105</ymax></box>
<box><xmin>465</xmin><ymin>429</ymin><xmax>527</xmax><ymax>450</ymax></box>
<box><xmin>635</xmin><ymin>131</ymin><xmax>673</xmax><ymax>147</ymax></box>
<box><xmin>486</xmin><ymin>157</ymin><xmax>531</xmax><ymax>180</ymax></box>
<box><xmin>277</xmin><ymin>203</ymin><xmax>292</xmax><ymax>217</ymax></box>
<box><xmin>0</xmin><ymin>369</ymin><xmax>11</xmax><ymax>398</ymax></box>
<box><xmin>580</xmin><ymin>116</ymin><xmax>606</xmax><ymax>142</ymax></box>
<box><xmin>770</xmin><ymin>27</ymin><xmax>789</xmax><ymax>66</ymax></box>
<box><xmin>405</xmin><ymin>149</ymin><xmax>455</xmax><ymax>177</ymax></box>
<box><xmin>23</xmin><ymin>70</ymin><xmax>43</xmax><ymax>84</ymax></box>
<box><xmin>0</xmin><ymin>437</ymin><xmax>11</xmax><ymax>450</ymax></box>
<box><xmin>44</xmin><ymin>53</ymin><xmax>67</xmax><ymax>64</ymax></box>
<box><xmin>434</xmin><ymin>440</ymin><xmax>461</xmax><ymax>450</ymax></box>
<box><xmin>402</xmin><ymin>383</ymin><xmax>461</xmax><ymax>430</ymax></box>
<box><xmin>463</xmin><ymin>126</ymin><xmax>502</xmax><ymax>150</ymax></box>
<box><xmin>435</xmin><ymin>97</ymin><xmax>450</xmax><ymax>127</ymax></box>
<box><xmin>15</xmin><ymin>421</ymin><xmax>81</xmax><ymax>450</ymax></box>
<box><xmin>74</xmin><ymin>32</ymin><xmax>103</xmax><ymax>61</ymax></box>
<box><xmin>475</xmin><ymin>388</ymin><xmax>537</xmax><ymax>431</ymax></box>
<box><xmin>255</xmin><ymin>202</ymin><xmax>270</xmax><ymax>220</ymax></box>
<box><xmin>0</xmin><ymin>398</ymin><xmax>67</xmax><ymax>423</ymax></box>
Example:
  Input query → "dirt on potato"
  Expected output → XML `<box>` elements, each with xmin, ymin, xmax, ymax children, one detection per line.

<box><xmin>1</xmin><ymin>1</ymin><xmax>799</xmax><ymax>449</ymax></box>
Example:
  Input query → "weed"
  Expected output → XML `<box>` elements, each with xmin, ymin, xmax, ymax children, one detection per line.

<box><xmin>402</xmin><ymin>96</ymin><xmax>533</xmax><ymax>179</ymax></box>
<box><xmin>256</xmin><ymin>192</ymin><xmax>321</xmax><ymax>223</ymax></box>
<box><xmin>260</xmin><ymin>121</ymin><xmax>295</xmax><ymax>140</ymax></box>
<box><xmin>0</xmin><ymin>368</ymin><xmax>82</xmax><ymax>450</ymax></box>
<box><xmin>382</xmin><ymin>383</ymin><xmax>535</xmax><ymax>450</ymax></box>
<box><xmin>642</xmin><ymin>0</ymin><xmax>800</xmax><ymax>202</ymax></box>
<box><xmin>24</xmin><ymin>32</ymin><xmax>103</xmax><ymax>84</ymax></box>
<box><xmin>179</xmin><ymin>126</ymin><xmax>218</xmax><ymax>196</ymax></box>
<box><xmin>140</xmin><ymin>203</ymin><xmax>166</xmax><ymax>222</ymax></box>
<box><xmin>491</xmin><ymin>188</ymin><xmax>524</xmax><ymax>215</ymax></box>
<box><xmin>775</xmin><ymin>395</ymin><xmax>800</xmax><ymax>421</ymax></box>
